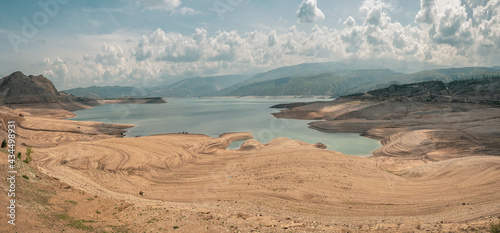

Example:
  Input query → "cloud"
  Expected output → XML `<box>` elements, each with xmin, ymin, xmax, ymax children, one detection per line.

<box><xmin>138</xmin><ymin>0</ymin><xmax>181</xmax><ymax>11</ymax></box>
<box><xmin>432</xmin><ymin>3</ymin><xmax>473</xmax><ymax>46</ymax></box>
<box><xmin>344</xmin><ymin>16</ymin><xmax>356</xmax><ymax>27</ymax></box>
<box><xmin>296</xmin><ymin>0</ymin><xmax>325</xmax><ymax>24</ymax></box>
<box><xmin>37</xmin><ymin>0</ymin><xmax>500</xmax><ymax>90</ymax></box>
<box><xmin>42</xmin><ymin>57</ymin><xmax>71</xmax><ymax>89</ymax></box>
<box><xmin>174</xmin><ymin>7</ymin><xmax>199</xmax><ymax>15</ymax></box>
<box><xmin>360</xmin><ymin>0</ymin><xmax>391</xmax><ymax>27</ymax></box>
<box><xmin>415</xmin><ymin>0</ymin><xmax>438</xmax><ymax>25</ymax></box>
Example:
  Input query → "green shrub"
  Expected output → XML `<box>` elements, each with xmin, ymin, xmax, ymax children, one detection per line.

<box><xmin>1</xmin><ymin>139</ymin><xmax>6</xmax><ymax>148</ymax></box>
<box><xmin>491</xmin><ymin>220</ymin><xmax>500</xmax><ymax>233</ymax></box>
<box><xmin>17</xmin><ymin>152</ymin><xmax>21</xmax><ymax>159</ymax></box>
<box><xmin>23</xmin><ymin>147</ymin><xmax>33</xmax><ymax>164</ymax></box>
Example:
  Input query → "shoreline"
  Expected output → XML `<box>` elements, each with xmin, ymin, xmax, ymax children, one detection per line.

<box><xmin>1</xmin><ymin>101</ymin><xmax>500</xmax><ymax>232</ymax></box>
<box><xmin>273</xmin><ymin>98</ymin><xmax>500</xmax><ymax>170</ymax></box>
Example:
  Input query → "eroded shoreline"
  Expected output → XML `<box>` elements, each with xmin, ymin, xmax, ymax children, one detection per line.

<box><xmin>1</xmin><ymin>101</ymin><xmax>499</xmax><ymax>232</ymax></box>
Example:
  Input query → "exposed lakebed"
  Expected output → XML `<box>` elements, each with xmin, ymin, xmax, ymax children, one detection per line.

<box><xmin>72</xmin><ymin>98</ymin><xmax>380</xmax><ymax>156</ymax></box>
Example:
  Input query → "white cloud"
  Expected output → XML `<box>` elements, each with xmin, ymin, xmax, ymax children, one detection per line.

<box><xmin>138</xmin><ymin>0</ymin><xmax>181</xmax><ymax>11</ymax></box>
<box><xmin>360</xmin><ymin>0</ymin><xmax>391</xmax><ymax>27</ymax></box>
<box><xmin>37</xmin><ymin>0</ymin><xmax>500</xmax><ymax>90</ymax></box>
<box><xmin>42</xmin><ymin>57</ymin><xmax>71</xmax><ymax>89</ymax></box>
<box><xmin>415</xmin><ymin>0</ymin><xmax>438</xmax><ymax>25</ymax></box>
<box><xmin>296</xmin><ymin>0</ymin><xmax>325</xmax><ymax>24</ymax></box>
<box><xmin>174</xmin><ymin>7</ymin><xmax>199</xmax><ymax>15</ymax></box>
<box><xmin>344</xmin><ymin>16</ymin><xmax>356</xmax><ymax>27</ymax></box>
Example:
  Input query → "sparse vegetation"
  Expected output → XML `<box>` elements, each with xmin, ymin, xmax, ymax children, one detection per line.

<box><xmin>23</xmin><ymin>146</ymin><xmax>34</xmax><ymax>164</ymax></box>
<box><xmin>22</xmin><ymin>174</ymin><xmax>29</xmax><ymax>179</ymax></box>
<box><xmin>17</xmin><ymin>152</ymin><xmax>22</xmax><ymax>159</ymax></box>
<box><xmin>68</xmin><ymin>219</ymin><xmax>94</xmax><ymax>231</ymax></box>
<box><xmin>490</xmin><ymin>220</ymin><xmax>500</xmax><ymax>233</ymax></box>
<box><xmin>56</xmin><ymin>214</ymin><xmax>94</xmax><ymax>231</ymax></box>
<box><xmin>65</xmin><ymin>200</ymin><xmax>78</xmax><ymax>205</ymax></box>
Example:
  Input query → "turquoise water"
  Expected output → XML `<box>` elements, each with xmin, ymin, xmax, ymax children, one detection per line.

<box><xmin>71</xmin><ymin>98</ymin><xmax>380</xmax><ymax>156</ymax></box>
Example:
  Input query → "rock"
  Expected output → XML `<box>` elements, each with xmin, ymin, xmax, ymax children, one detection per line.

<box><xmin>238</xmin><ymin>139</ymin><xmax>264</xmax><ymax>151</ymax></box>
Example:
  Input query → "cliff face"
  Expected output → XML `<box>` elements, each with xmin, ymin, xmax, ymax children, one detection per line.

<box><xmin>0</xmin><ymin>71</ymin><xmax>98</xmax><ymax>106</ymax></box>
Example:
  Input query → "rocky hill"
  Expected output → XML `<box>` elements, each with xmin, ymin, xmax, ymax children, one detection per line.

<box><xmin>342</xmin><ymin>77</ymin><xmax>500</xmax><ymax>106</ymax></box>
<box><xmin>0</xmin><ymin>71</ymin><xmax>98</xmax><ymax>106</ymax></box>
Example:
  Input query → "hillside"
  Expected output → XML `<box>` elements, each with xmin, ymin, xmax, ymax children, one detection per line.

<box><xmin>0</xmin><ymin>72</ymin><xmax>166</xmax><ymax>111</ymax></box>
<box><xmin>222</xmin><ymin>66</ymin><xmax>500</xmax><ymax>97</ymax></box>
<box><xmin>62</xmin><ymin>64</ymin><xmax>500</xmax><ymax>98</ymax></box>
<box><xmin>151</xmin><ymin>74</ymin><xmax>250</xmax><ymax>97</ymax></box>
<box><xmin>0</xmin><ymin>71</ymin><xmax>97</xmax><ymax>107</ymax></box>
<box><xmin>222</xmin><ymin>69</ymin><xmax>397</xmax><ymax>96</ymax></box>
<box><xmin>64</xmin><ymin>86</ymin><xmax>139</xmax><ymax>99</ymax></box>
<box><xmin>349</xmin><ymin>77</ymin><xmax>500</xmax><ymax>105</ymax></box>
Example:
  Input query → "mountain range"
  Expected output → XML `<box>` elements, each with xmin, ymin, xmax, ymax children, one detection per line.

<box><xmin>62</xmin><ymin>62</ymin><xmax>500</xmax><ymax>98</ymax></box>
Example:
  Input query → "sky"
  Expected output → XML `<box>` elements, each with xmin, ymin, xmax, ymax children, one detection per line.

<box><xmin>0</xmin><ymin>0</ymin><xmax>499</xmax><ymax>89</ymax></box>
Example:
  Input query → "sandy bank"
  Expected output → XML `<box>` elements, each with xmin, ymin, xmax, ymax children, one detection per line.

<box><xmin>1</xmin><ymin>102</ymin><xmax>500</xmax><ymax>232</ymax></box>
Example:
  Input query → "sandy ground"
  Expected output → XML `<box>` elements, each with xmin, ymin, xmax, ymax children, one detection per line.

<box><xmin>1</xmin><ymin>104</ymin><xmax>500</xmax><ymax>232</ymax></box>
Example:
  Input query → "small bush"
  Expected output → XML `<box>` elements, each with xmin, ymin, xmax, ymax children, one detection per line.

<box><xmin>1</xmin><ymin>139</ymin><xmax>6</xmax><ymax>148</ymax></box>
<box><xmin>17</xmin><ymin>152</ymin><xmax>21</xmax><ymax>159</ymax></box>
<box><xmin>173</xmin><ymin>226</ymin><xmax>179</xmax><ymax>229</ymax></box>
<box><xmin>22</xmin><ymin>175</ymin><xmax>29</xmax><ymax>180</ymax></box>
<box><xmin>491</xmin><ymin>220</ymin><xmax>500</xmax><ymax>233</ymax></box>
<box><xmin>23</xmin><ymin>147</ymin><xmax>34</xmax><ymax>164</ymax></box>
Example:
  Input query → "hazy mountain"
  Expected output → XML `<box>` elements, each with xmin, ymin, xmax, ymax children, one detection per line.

<box><xmin>151</xmin><ymin>74</ymin><xmax>250</xmax><ymax>97</ymax></box>
<box><xmin>215</xmin><ymin>62</ymin><xmax>353</xmax><ymax>96</ymax></box>
<box><xmin>62</xmin><ymin>62</ymin><xmax>500</xmax><ymax>98</ymax></box>
<box><xmin>64</xmin><ymin>86</ymin><xmax>140</xmax><ymax>99</ymax></box>
<box><xmin>221</xmin><ymin>66</ymin><xmax>500</xmax><ymax>97</ymax></box>
<box><xmin>222</xmin><ymin>69</ymin><xmax>399</xmax><ymax>97</ymax></box>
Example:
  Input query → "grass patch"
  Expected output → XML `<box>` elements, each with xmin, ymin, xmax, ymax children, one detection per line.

<box><xmin>55</xmin><ymin>214</ymin><xmax>70</xmax><ymax>220</ymax></box>
<box><xmin>68</xmin><ymin>219</ymin><xmax>94</xmax><ymax>231</ymax></box>
<box><xmin>55</xmin><ymin>213</ymin><xmax>95</xmax><ymax>231</ymax></box>
<box><xmin>107</xmin><ymin>225</ymin><xmax>132</xmax><ymax>233</ymax></box>
<box><xmin>65</xmin><ymin>200</ymin><xmax>78</xmax><ymax>205</ymax></box>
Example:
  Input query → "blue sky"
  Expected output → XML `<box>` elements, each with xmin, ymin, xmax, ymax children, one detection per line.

<box><xmin>0</xmin><ymin>0</ymin><xmax>499</xmax><ymax>89</ymax></box>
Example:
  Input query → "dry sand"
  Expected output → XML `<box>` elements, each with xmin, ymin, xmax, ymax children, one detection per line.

<box><xmin>1</xmin><ymin>103</ymin><xmax>499</xmax><ymax>232</ymax></box>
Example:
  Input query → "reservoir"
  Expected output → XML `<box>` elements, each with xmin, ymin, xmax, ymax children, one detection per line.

<box><xmin>72</xmin><ymin>98</ymin><xmax>380</xmax><ymax>156</ymax></box>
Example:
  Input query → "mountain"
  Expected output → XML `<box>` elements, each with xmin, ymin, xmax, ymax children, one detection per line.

<box><xmin>222</xmin><ymin>69</ymin><xmax>399</xmax><ymax>96</ymax></box>
<box><xmin>62</xmin><ymin>63</ymin><xmax>500</xmax><ymax>98</ymax></box>
<box><xmin>215</xmin><ymin>62</ymin><xmax>352</xmax><ymax>96</ymax></box>
<box><xmin>221</xmin><ymin>66</ymin><xmax>500</xmax><ymax>97</ymax></box>
<box><xmin>64</xmin><ymin>86</ymin><xmax>139</xmax><ymax>99</ymax></box>
<box><xmin>0</xmin><ymin>71</ymin><xmax>97</xmax><ymax>106</ymax></box>
<box><xmin>65</xmin><ymin>75</ymin><xmax>251</xmax><ymax>98</ymax></box>
<box><xmin>151</xmin><ymin>74</ymin><xmax>250</xmax><ymax>97</ymax></box>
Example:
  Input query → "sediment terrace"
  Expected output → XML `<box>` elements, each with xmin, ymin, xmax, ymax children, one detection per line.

<box><xmin>0</xmin><ymin>100</ymin><xmax>499</xmax><ymax>232</ymax></box>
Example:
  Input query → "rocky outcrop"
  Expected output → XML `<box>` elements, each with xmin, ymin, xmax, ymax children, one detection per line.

<box><xmin>341</xmin><ymin>77</ymin><xmax>500</xmax><ymax>106</ymax></box>
<box><xmin>0</xmin><ymin>71</ymin><xmax>99</xmax><ymax>108</ymax></box>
